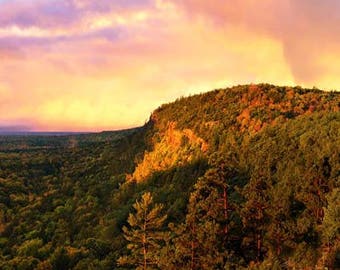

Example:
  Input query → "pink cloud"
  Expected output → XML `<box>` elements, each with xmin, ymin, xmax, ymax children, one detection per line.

<box><xmin>0</xmin><ymin>0</ymin><xmax>339</xmax><ymax>131</ymax></box>
<box><xmin>0</xmin><ymin>0</ymin><xmax>154</xmax><ymax>29</ymax></box>
<box><xmin>171</xmin><ymin>0</ymin><xmax>340</xmax><ymax>84</ymax></box>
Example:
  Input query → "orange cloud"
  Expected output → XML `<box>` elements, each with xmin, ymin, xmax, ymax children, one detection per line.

<box><xmin>0</xmin><ymin>0</ymin><xmax>339</xmax><ymax>131</ymax></box>
<box><xmin>171</xmin><ymin>0</ymin><xmax>340</xmax><ymax>87</ymax></box>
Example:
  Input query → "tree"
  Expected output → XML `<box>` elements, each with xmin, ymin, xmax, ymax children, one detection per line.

<box><xmin>167</xmin><ymin>167</ymin><xmax>237</xmax><ymax>270</ymax></box>
<box><xmin>118</xmin><ymin>192</ymin><xmax>167</xmax><ymax>270</ymax></box>
<box><xmin>241</xmin><ymin>173</ymin><xmax>270</xmax><ymax>263</ymax></box>
<box><xmin>319</xmin><ymin>187</ymin><xmax>340</xmax><ymax>268</ymax></box>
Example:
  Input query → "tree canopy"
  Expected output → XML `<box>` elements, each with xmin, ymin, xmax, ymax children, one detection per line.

<box><xmin>0</xmin><ymin>84</ymin><xmax>339</xmax><ymax>269</ymax></box>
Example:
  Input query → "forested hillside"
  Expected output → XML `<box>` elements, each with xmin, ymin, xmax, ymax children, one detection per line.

<box><xmin>0</xmin><ymin>84</ymin><xmax>339</xmax><ymax>269</ymax></box>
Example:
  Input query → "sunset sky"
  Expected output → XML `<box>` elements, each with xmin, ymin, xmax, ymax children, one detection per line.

<box><xmin>1</xmin><ymin>0</ymin><xmax>340</xmax><ymax>131</ymax></box>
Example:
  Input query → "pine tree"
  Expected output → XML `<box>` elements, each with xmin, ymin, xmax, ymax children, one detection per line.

<box><xmin>167</xmin><ymin>166</ymin><xmax>238</xmax><ymax>269</ymax></box>
<box><xmin>117</xmin><ymin>192</ymin><xmax>167</xmax><ymax>270</ymax></box>
<box><xmin>168</xmin><ymin>190</ymin><xmax>226</xmax><ymax>270</ymax></box>
<box><xmin>241</xmin><ymin>173</ymin><xmax>270</xmax><ymax>263</ymax></box>
<box><xmin>320</xmin><ymin>187</ymin><xmax>340</xmax><ymax>268</ymax></box>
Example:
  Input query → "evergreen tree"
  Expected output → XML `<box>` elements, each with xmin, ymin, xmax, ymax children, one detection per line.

<box><xmin>118</xmin><ymin>192</ymin><xmax>167</xmax><ymax>270</ymax></box>
<box><xmin>167</xmin><ymin>193</ymin><xmax>225</xmax><ymax>270</ymax></box>
<box><xmin>241</xmin><ymin>173</ymin><xmax>271</xmax><ymax>263</ymax></box>
<box><xmin>320</xmin><ymin>187</ymin><xmax>340</xmax><ymax>268</ymax></box>
<box><xmin>167</xmin><ymin>167</ymin><xmax>238</xmax><ymax>269</ymax></box>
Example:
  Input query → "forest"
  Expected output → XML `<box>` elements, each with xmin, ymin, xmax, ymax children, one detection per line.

<box><xmin>0</xmin><ymin>84</ymin><xmax>339</xmax><ymax>269</ymax></box>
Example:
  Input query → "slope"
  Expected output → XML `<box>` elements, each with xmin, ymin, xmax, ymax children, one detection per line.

<box><xmin>0</xmin><ymin>84</ymin><xmax>339</xmax><ymax>269</ymax></box>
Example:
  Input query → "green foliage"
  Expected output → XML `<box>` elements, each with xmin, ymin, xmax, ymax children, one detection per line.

<box><xmin>0</xmin><ymin>84</ymin><xmax>339</xmax><ymax>269</ymax></box>
<box><xmin>322</xmin><ymin>188</ymin><xmax>340</xmax><ymax>244</ymax></box>
<box><xmin>118</xmin><ymin>192</ymin><xmax>167</xmax><ymax>269</ymax></box>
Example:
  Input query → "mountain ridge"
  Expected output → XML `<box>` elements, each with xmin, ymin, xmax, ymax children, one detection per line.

<box><xmin>0</xmin><ymin>83</ymin><xmax>339</xmax><ymax>269</ymax></box>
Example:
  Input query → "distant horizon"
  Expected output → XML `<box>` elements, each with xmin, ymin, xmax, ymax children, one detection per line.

<box><xmin>1</xmin><ymin>0</ymin><xmax>340</xmax><ymax>131</ymax></box>
<box><xmin>0</xmin><ymin>125</ymin><xmax>140</xmax><ymax>134</ymax></box>
<box><xmin>0</xmin><ymin>130</ymin><xmax>92</xmax><ymax>134</ymax></box>
<box><xmin>1</xmin><ymin>82</ymin><xmax>339</xmax><ymax>132</ymax></box>
<box><xmin>0</xmin><ymin>129</ymin><xmax>126</xmax><ymax>134</ymax></box>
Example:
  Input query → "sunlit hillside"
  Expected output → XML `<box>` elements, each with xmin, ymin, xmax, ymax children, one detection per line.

<box><xmin>0</xmin><ymin>84</ymin><xmax>339</xmax><ymax>269</ymax></box>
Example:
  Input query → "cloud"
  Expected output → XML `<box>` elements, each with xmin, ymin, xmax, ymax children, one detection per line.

<box><xmin>0</xmin><ymin>0</ymin><xmax>339</xmax><ymax>131</ymax></box>
<box><xmin>171</xmin><ymin>0</ymin><xmax>340</xmax><ymax>86</ymax></box>
<box><xmin>0</xmin><ymin>0</ymin><xmax>154</xmax><ymax>29</ymax></box>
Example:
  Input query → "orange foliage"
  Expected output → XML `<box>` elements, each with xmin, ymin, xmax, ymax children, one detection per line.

<box><xmin>130</xmin><ymin>122</ymin><xmax>208</xmax><ymax>182</ymax></box>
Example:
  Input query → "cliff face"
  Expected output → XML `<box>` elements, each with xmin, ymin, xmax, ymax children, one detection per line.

<box><xmin>120</xmin><ymin>84</ymin><xmax>340</xmax><ymax>269</ymax></box>
<box><xmin>129</xmin><ymin>84</ymin><xmax>340</xmax><ymax>183</ymax></box>
<box><xmin>129</xmin><ymin>121</ymin><xmax>208</xmax><ymax>182</ymax></box>
<box><xmin>1</xmin><ymin>84</ymin><xmax>340</xmax><ymax>269</ymax></box>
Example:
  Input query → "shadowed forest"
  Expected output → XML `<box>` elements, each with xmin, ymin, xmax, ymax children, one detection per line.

<box><xmin>0</xmin><ymin>84</ymin><xmax>339</xmax><ymax>269</ymax></box>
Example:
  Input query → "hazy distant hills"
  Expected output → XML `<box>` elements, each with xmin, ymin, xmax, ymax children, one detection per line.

<box><xmin>0</xmin><ymin>125</ymin><xmax>92</xmax><ymax>136</ymax></box>
<box><xmin>0</xmin><ymin>84</ymin><xmax>339</xmax><ymax>269</ymax></box>
<box><xmin>0</xmin><ymin>131</ymin><xmax>88</xmax><ymax>136</ymax></box>
<box><xmin>0</xmin><ymin>125</ymin><xmax>31</xmax><ymax>133</ymax></box>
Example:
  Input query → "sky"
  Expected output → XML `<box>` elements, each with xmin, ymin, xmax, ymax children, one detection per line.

<box><xmin>0</xmin><ymin>0</ymin><xmax>340</xmax><ymax>131</ymax></box>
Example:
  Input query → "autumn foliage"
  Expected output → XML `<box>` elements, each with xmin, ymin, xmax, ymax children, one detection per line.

<box><xmin>0</xmin><ymin>84</ymin><xmax>339</xmax><ymax>269</ymax></box>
